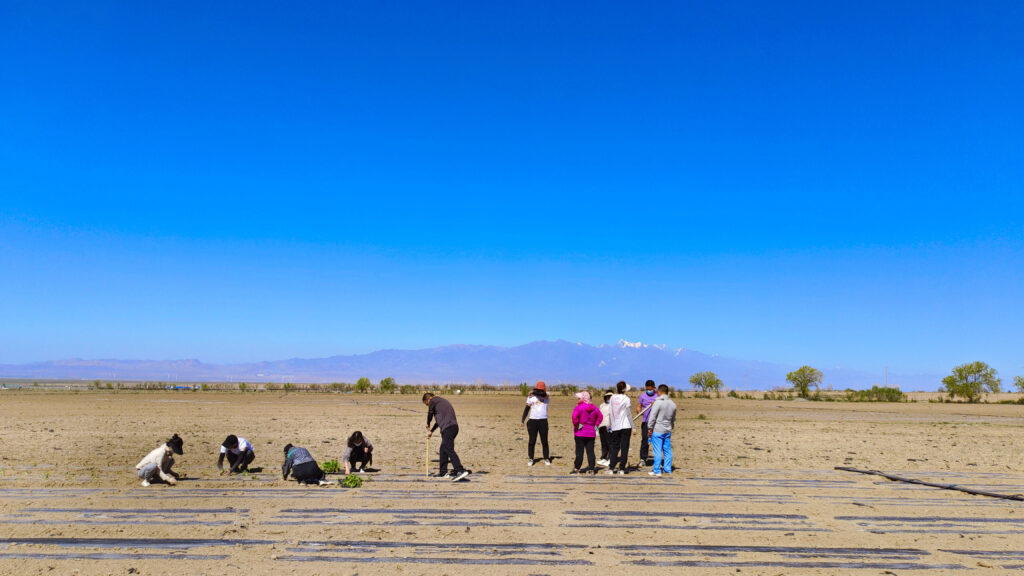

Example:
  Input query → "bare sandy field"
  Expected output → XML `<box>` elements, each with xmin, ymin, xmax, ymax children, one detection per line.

<box><xmin>1</xmin><ymin>390</ymin><xmax>1022</xmax><ymax>575</ymax></box>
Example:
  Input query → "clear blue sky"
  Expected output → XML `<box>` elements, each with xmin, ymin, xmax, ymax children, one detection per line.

<box><xmin>2</xmin><ymin>2</ymin><xmax>1022</xmax><ymax>377</ymax></box>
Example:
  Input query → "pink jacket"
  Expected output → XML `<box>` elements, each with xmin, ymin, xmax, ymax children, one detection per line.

<box><xmin>571</xmin><ymin>402</ymin><xmax>603</xmax><ymax>437</ymax></box>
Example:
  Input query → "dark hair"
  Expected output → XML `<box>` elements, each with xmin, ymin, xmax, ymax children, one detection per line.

<box><xmin>658</xmin><ymin>384</ymin><xmax>669</xmax><ymax>394</ymax></box>
<box><xmin>167</xmin><ymin>433</ymin><xmax>183</xmax><ymax>455</ymax></box>
<box><xmin>422</xmin><ymin>392</ymin><xmax>434</xmax><ymax>402</ymax></box>
<box><xmin>532</xmin><ymin>388</ymin><xmax>547</xmax><ymax>398</ymax></box>
<box><xmin>616</xmin><ymin>381</ymin><xmax>627</xmax><ymax>394</ymax></box>
<box><xmin>603</xmin><ymin>389</ymin><xmax>613</xmax><ymax>398</ymax></box>
<box><xmin>283</xmin><ymin>443</ymin><xmax>293</xmax><ymax>454</ymax></box>
<box><xmin>222</xmin><ymin>434</ymin><xmax>238</xmax><ymax>449</ymax></box>
<box><xmin>645</xmin><ymin>379</ymin><xmax>656</xmax><ymax>388</ymax></box>
<box><xmin>348</xmin><ymin>431</ymin><xmax>364</xmax><ymax>447</ymax></box>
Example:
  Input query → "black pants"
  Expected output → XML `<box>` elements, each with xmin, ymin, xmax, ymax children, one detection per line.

<box><xmin>574</xmin><ymin>436</ymin><xmax>596</xmax><ymax>471</ymax></box>
<box><xmin>439</xmin><ymin>425</ymin><xmax>464</xmax><ymax>475</ymax></box>
<box><xmin>608</xmin><ymin>428</ymin><xmax>631</xmax><ymax>471</ymax></box>
<box><xmin>349</xmin><ymin>446</ymin><xmax>372</xmax><ymax>470</ymax></box>
<box><xmin>292</xmin><ymin>461</ymin><xmax>324</xmax><ymax>484</ymax></box>
<box><xmin>526</xmin><ymin>418</ymin><xmax>549</xmax><ymax>460</ymax></box>
<box><xmin>227</xmin><ymin>449</ymin><xmax>255</xmax><ymax>472</ymax></box>
<box><xmin>598</xmin><ymin>427</ymin><xmax>610</xmax><ymax>460</ymax></box>
<box><xmin>639</xmin><ymin>422</ymin><xmax>650</xmax><ymax>462</ymax></box>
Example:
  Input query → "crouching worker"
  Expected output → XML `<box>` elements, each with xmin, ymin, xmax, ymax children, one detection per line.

<box><xmin>135</xmin><ymin>433</ymin><xmax>183</xmax><ymax>487</ymax></box>
<box><xmin>218</xmin><ymin>434</ymin><xmax>255</xmax><ymax>475</ymax></box>
<box><xmin>343</xmin><ymin>431</ymin><xmax>374</xmax><ymax>474</ymax></box>
<box><xmin>282</xmin><ymin>444</ymin><xmax>330</xmax><ymax>486</ymax></box>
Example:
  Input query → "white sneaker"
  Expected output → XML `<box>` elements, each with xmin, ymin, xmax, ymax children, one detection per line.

<box><xmin>543</xmin><ymin>459</ymin><xmax>551</xmax><ymax>466</ymax></box>
<box><xmin>604</xmin><ymin>470</ymin><xmax>615</xmax><ymax>475</ymax></box>
<box><xmin>596</xmin><ymin>459</ymin><xmax>609</xmax><ymax>467</ymax></box>
<box><xmin>527</xmin><ymin>460</ymin><xmax>534</xmax><ymax>467</ymax></box>
<box><xmin>648</xmin><ymin>471</ymin><xmax>662</xmax><ymax>477</ymax></box>
<box><xmin>616</xmin><ymin>469</ymin><xmax>625</xmax><ymax>475</ymax></box>
<box><xmin>140</xmin><ymin>480</ymin><xmax>150</xmax><ymax>487</ymax></box>
<box><xmin>318</xmin><ymin>480</ymin><xmax>331</xmax><ymax>486</ymax></box>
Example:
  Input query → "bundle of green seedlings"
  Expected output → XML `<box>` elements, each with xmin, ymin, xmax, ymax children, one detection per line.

<box><xmin>320</xmin><ymin>459</ymin><xmax>341</xmax><ymax>474</ymax></box>
<box><xmin>341</xmin><ymin>474</ymin><xmax>363</xmax><ymax>488</ymax></box>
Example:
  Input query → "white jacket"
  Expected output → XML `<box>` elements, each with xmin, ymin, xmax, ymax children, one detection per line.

<box><xmin>136</xmin><ymin>444</ymin><xmax>176</xmax><ymax>484</ymax></box>
<box><xmin>608</xmin><ymin>394</ymin><xmax>632</xmax><ymax>431</ymax></box>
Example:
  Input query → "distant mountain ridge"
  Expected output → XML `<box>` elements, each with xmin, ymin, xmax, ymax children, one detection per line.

<box><xmin>0</xmin><ymin>339</ymin><xmax>942</xmax><ymax>390</ymax></box>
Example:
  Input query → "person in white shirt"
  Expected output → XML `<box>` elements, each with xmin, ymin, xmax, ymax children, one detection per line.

<box><xmin>606</xmin><ymin>381</ymin><xmax>633</xmax><ymax>475</ymax></box>
<box><xmin>217</xmin><ymin>434</ymin><xmax>255</xmax><ymax>475</ymax></box>
<box><xmin>135</xmin><ymin>434</ymin><xmax>183</xmax><ymax>487</ymax></box>
<box><xmin>521</xmin><ymin>381</ymin><xmax>551</xmax><ymax>466</ymax></box>
<box><xmin>597</xmin><ymin>390</ymin><xmax>613</xmax><ymax>466</ymax></box>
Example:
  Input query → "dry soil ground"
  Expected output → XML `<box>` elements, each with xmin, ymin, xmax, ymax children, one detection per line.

<box><xmin>1</xmin><ymin>390</ymin><xmax>1023</xmax><ymax>575</ymax></box>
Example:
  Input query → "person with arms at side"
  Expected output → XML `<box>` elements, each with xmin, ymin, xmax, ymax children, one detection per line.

<box><xmin>343</xmin><ymin>431</ymin><xmax>374</xmax><ymax>474</ymax></box>
<box><xmin>606</xmin><ymin>381</ymin><xmax>633</xmax><ymax>475</ymax></box>
<box><xmin>647</xmin><ymin>384</ymin><xmax>678</xmax><ymax>477</ymax></box>
<box><xmin>570</xmin><ymin>391</ymin><xmax>603</xmax><ymax>474</ymax></box>
<box><xmin>635</xmin><ymin>379</ymin><xmax>658</xmax><ymax>467</ymax></box>
<box><xmin>521</xmin><ymin>381</ymin><xmax>551</xmax><ymax>466</ymax></box>
<box><xmin>597</xmin><ymin>390</ymin><xmax>612</xmax><ymax>467</ymax></box>
<box><xmin>218</xmin><ymin>434</ymin><xmax>255</xmax><ymax>475</ymax></box>
<box><xmin>282</xmin><ymin>443</ymin><xmax>330</xmax><ymax>486</ymax></box>
<box><xmin>424</xmin><ymin>393</ymin><xmax>470</xmax><ymax>482</ymax></box>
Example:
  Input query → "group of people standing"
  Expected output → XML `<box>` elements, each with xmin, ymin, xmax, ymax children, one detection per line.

<box><xmin>524</xmin><ymin>379</ymin><xmax>678</xmax><ymax>476</ymax></box>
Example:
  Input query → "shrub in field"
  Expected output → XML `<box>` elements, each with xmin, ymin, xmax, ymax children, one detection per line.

<box><xmin>341</xmin><ymin>473</ymin><xmax>363</xmax><ymax>488</ymax></box>
<box><xmin>321</xmin><ymin>460</ymin><xmax>341</xmax><ymax>474</ymax></box>
<box><xmin>558</xmin><ymin>384</ymin><xmax>578</xmax><ymax>396</ymax></box>
<box><xmin>519</xmin><ymin>382</ymin><xmax>531</xmax><ymax>396</ymax></box>
<box><xmin>283</xmin><ymin>383</ymin><xmax>296</xmax><ymax>392</ymax></box>
<box><xmin>941</xmin><ymin>361</ymin><xmax>1001</xmax><ymax>403</ymax></box>
<box><xmin>690</xmin><ymin>371</ymin><xmax>723</xmax><ymax>398</ymax></box>
<box><xmin>844</xmin><ymin>386</ymin><xmax>906</xmax><ymax>402</ymax></box>
<box><xmin>355</xmin><ymin>377</ymin><xmax>373</xmax><ymax>393</ymax></box>
<box><xmin>786</xmin><ymin>366</ymin><xmax>823</xmax><ymax>399</ymax></box>
<box><xmin>329</xmin><ymin>382</ymin><xmax>349</xmax><ymax>392</ymax></box>
<box><xmin>1014</xmin><ymin>375</ymin><xmax>1024</xmax><ymax>394</ymax></box>
<box><xmin>399</xmin><ymin>384</ymin><xmax>417</xmax><ymax>394</ymax></box>
<box><xmin>238</xmin><ymin>382</ymin><xmax>248</xmax><ymax>392</ymax></box>
<box><xmin>379</xmin><ymin>377</ymin><xmax>397</xmax><ymax>393</ymax></box>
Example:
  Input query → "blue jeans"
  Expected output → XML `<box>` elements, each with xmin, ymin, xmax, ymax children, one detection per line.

<box><xmin>651</xmin><ymin>432</ymin><xmax>672</xmax><ymax>474</ymax></box>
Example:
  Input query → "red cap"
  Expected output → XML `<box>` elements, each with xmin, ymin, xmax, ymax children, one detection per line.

<box><xmin>535</xmin><ymin>381</ymin><xmax>546</xmax><ymax>390</ymax></box>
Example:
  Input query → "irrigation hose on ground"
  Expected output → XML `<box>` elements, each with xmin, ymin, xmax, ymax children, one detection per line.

<box><xmin>835</xmin><ymin>466</ymin><xmax>1024</xmax><ymax>501</ymax></box>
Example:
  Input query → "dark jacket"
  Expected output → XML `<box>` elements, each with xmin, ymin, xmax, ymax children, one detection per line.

<box><xmin>427</xmin><ymin>396</ymin><xmax>458</xmax><ymax>432</ymax></box>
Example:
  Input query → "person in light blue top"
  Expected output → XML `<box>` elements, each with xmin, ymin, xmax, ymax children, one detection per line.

<box><xmin>646</xmin><ymin>384</ymin><xmax>677</xmax><ymax>477</ymax></box>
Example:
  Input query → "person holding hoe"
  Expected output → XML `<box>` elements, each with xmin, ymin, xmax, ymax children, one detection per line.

<box><xmin>424</xmin><ymin>392</ymin><xmax>470</xmax><ymax>482</ymax></box>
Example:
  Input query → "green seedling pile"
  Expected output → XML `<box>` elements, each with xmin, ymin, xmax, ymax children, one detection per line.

<box><xmin>321</xmin><ymin>459</ymin><xmax>341</xmax><ymax>474</ymax></box>
<box><xmin>340</xmin><ymin>473</ymin><xmax>363</xmax><ymax>488</ymax></box>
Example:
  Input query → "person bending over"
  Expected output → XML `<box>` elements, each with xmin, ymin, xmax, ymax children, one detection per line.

<box><xmin>218</xmin><ymin>434</ymin><xmax>255</xmax><ymax>475</ymax></box>
<box><xmin>136</xmin><ymin>433</ymin><xmax>183</xmax><ymax>487</ymax></box>
<box><xmin>344</xmin><ymin>431</ymin><xmax>374</xmax><ymax>474</ymax></box>
<box><xmin>424</xmin><ymin>392</ymin><xmax>470</xmax><ymax>482</ymax></box>
<box><xmin>282</xmin><ymin>443</ymin><xmax>330</xmax><ymax>485</ymax></box>
<box><xmin>521</xmin><ymin>381</ymin><xmax>551</xmax><ymax>466</ymax></box>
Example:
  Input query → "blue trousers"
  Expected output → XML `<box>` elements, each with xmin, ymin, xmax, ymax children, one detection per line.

<box><xmin>651</xmin><ymin>432</ymin><xmax>672</xmax><ymax>474</ymax></box>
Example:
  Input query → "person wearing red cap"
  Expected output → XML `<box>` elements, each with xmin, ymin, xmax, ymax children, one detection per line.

<box><xmin>521</xmin><ymin>381</ymin><xmax>551</xmax><ymax>466</ymax></box>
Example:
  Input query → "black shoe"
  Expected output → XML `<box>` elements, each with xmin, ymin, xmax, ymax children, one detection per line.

<box><xmin>430</xmin><ymin>471</ymin><xmax>452</xmax><ymax>478</ymax></box>
<box><xmin>569</xmin><ymin>469</ymin><xmax>580</xmax><ymax>475</ymax></box>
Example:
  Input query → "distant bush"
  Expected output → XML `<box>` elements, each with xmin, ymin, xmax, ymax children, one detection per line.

<box><xmin>282</xmin><ymin>383</ymin><xmax>296</xmax><ymax>392</ymax></box>
<box><xmin>558</xmin><ymin>384</ymin><xmax>579</xmax><ymax>396</ymax></box>
<box><xmin>238</xmin><ymin>382</ymin><xmax>248</xmax><ymax>392</ymax></box>
<box><xmin>355</xmin><ymin>377</ymin><xmax>373</xmax><ymax>393</ymax></box>
<box><xmin>329</xmin><ymin>382</ymin><xmax>348</xmax><ymax>392</ymax></box>
<box><xmin>1013</xmin><ymin>375</ymin><xmax>1024</xmax><ymax>394</ymax></box>
<box><xmin>379</xmin><ymin>377</ymin><xmax>397</xmax><ymax>394</ymax></box>
<box><xmin>399</xmin><ymin>384</ymin><xmax>417</xmax><ymax>394</ymax></box>
<box><xmin>727</xmin><ymin>390</ymin><xmax>756</xmax><ymax>400</ymax></box>
<box><xmin>519</xmin><ymin>382</ymin><xmax>531</xmax><ymax>396</ymax></box>
<box><xmin>763</xmin><ymin>389</ymin><xmax>794</xmax><ymax>400</ymax></box>
<box><xmin>844</xmin><ymin>386</ymin><xmax>906</xmax><ymax>402</ymax></box>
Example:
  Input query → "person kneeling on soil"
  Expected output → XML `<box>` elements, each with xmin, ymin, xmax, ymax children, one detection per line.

<box><xmin>282</xmin><ymin>444</ymin><xmax>330</xmax><ymax>486</ymax></box>
<box><xmin>218</xmin><ymin>434</ymin><xmax>255</xmax><ymax>475</ymax></box>
<box><xmin>135</xmin><ymin>433</ymin><xmax>183</xmax><ymax>487</ymax></box>
<box><xmin>343</xmin><ymin>431</ymin><xmax>374</xmax><ymax>474</ymax></box>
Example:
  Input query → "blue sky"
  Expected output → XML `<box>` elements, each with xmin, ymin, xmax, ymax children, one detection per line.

<box><xmin>2</xmin><ymin>2</ymin><xmax>1022</xmax><ymax>378</ymax></box>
